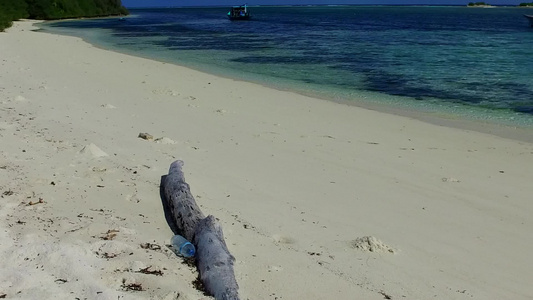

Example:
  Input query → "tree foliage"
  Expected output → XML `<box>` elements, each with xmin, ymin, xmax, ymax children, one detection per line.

<box><xmin>25</xmin><ymin>0</ymin><xmax>128</xmax><ymax>20</ymax></box>
<box><xmin>0</xmin><ymin>0</ymin><xmax>29</xmax><ymax>30</ymax></box>
<box><xmin>0</xmin><ymin>0</ymin><xmax>127</xmax><ymax>31</ymax></box>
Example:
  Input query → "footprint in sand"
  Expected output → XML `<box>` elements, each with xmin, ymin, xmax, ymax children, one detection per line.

<box><xmin>0</xmin><ymin>121</ymin><xmax>16</xmax><ymax>130</ymax></box>
<box><xmin>14</xmin><ymin>95</ymin><xmax>28</xmax><ymax>102</ymax></box>
<box><xmin>272</xmin><ymin>234</ymin><xmax>296</xmax><ymax>245</ymax></box>
<box><xmin>154</xmin><ymin>137</ymin><xmax>177</xmax><ymax>145</ymax></box>
<box><xmin>125</xmin><ymin>193</ymin><xmax>141</xmax><ymax>203</ymax></box>
<box><xmin>101</xmin><ymin>104</ymin><xmax>116</xmax><ymax>109</ymax></box>
<box><xmin>267</xmin><ymin>265</ymin><xmax>284</xmax><ymax>272</ymax></box>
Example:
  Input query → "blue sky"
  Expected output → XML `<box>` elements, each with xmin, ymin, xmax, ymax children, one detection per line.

<box><xmin>121</xmin><ymin>1</ymin><xmax>525</xmax><ymax>8</ymax></box>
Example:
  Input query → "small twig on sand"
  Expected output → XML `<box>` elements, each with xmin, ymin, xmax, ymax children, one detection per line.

<box><xmin>137</xmin><ymin>266</ymin><xmax>163</xmax><ymax>276</ymax></box>
<box><xmin>379</xmin><ymin>291</ymin><xmax>393</xmax><ymax>299</ymax></box>
<box><xmin>27</xmin><ymin>198</ymin><xmax>45</xmax><ymax>206</ymax></box>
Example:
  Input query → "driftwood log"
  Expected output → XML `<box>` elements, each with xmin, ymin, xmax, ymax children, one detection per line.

<box><xmin>163</xmin><ymin>160</ymin><xmax>240</xmax><ymax>300</ymax></box>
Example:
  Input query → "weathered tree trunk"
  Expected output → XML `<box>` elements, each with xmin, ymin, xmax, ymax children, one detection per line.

<box><xmin>163</xmin><ymin>160</ymin><xmax>205</xmax><ymax>241</ymax></box>
<box><xmin>195</xmin><ymin>215</ymin><xmax>240</xmax><ymax>300</ymax></box>
<box><xmin>163</xmin><ymin>160</ymin><xmax>240</xmax><ymax>300</ymax></box>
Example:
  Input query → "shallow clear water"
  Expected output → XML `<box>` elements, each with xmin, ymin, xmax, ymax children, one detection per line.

<box><xmin>42</xmin><ymin>6</ymin><xmax>533</xmax><ymax>126</ymax></box>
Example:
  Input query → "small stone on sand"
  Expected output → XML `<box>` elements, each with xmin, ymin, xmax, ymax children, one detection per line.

<box><xmin>138</xmin><ymin>132</ymin><xmax>153</xmax><ymax>140</ymax></box>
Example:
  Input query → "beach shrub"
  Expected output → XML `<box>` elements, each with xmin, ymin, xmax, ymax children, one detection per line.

<box><xmin>25</xmin><ymin>0</ymin><xmax>128</xmax><ymax>19</ymax></box>
<box><xmin>0</xmin><ymin>13</ymin><xmax>12</xmax><ymax>32</ymax></box>
<box><xmin>0</xmin><ymin>0</ymin><xmax>127</xmax><ymax>30</ymax></box>
<box><xmin>519</xmin><ymin>2</ymin><xmax>533</xmax><ymax>6</ymax></box>
<box><xmin>0</xmin><ymin>0</ymin><xmax>29</xmax><ymax>19</ymax></box>
<box><xmin>0</xmin><ymin>0</ymin><xmax>29</xmax><ymax>31</ymax></box>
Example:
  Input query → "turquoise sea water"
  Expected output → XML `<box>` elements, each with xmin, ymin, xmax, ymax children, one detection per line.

<box><xmin>42</xmin><ymin>6</ymin><xmax>533</xmax><ymax>126</ymax></box>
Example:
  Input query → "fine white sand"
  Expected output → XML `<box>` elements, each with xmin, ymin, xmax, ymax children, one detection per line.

<box><xmin>1</xmin><ymin>20</ymin><xmax>532</xmax><ymax>300</ymax></box>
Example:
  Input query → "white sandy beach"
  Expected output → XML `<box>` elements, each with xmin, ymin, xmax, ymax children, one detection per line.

<box><xmin>1</xmin><ymin>20</ymin><xmax>532</xmax><ymax>299</ymax></box>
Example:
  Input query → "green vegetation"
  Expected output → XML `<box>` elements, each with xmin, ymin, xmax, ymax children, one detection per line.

<box><xmin>467</xmin><ymin>2</ymin><xmax>491</xmax><ymax>6</ymax></box>
<box><xmin>0</xmin><ymin>0</ymin><xmax>128</xmax><ymax>32</ymax></box>
<box><xmin>519</xmin><ymin>2</ymin><xmax>533</xmax><ymax>6</ymax></box>
<box><xmin>25</xmin><ymin>0</ymin><xmax>128</xmax><ymax>20</ymax></box>
<box><xmin>0</xmin><ymin>0</ymin><xmax>29</xmax><ymax>31</ymax></box>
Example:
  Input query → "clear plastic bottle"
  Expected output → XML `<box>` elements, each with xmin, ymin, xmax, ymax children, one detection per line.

<box><xmin>171</xmin><ymin>234</ymin><xmax>195</xmax><ymax>257</ymax></box>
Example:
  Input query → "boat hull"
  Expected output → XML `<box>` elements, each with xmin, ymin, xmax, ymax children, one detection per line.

<box><xmin>228</xmin><ymin>15</ymin><xmax>251</xmax><ymax>21</ymax></box>
<box><xmin>228</xmin><ymin>5</ymin><xmax>251</xmax><ymax>21</ymax></box>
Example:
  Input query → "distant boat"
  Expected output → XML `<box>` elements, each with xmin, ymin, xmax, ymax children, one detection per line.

<box><xmin>228</xmin><ymin>5</ymin><xmax>251</xmax><ymax>21</ymax></box>
<box><xmin>525</xmin><ymin>15</ymin><xmax>533</xmax><ymax>27</ymax></box>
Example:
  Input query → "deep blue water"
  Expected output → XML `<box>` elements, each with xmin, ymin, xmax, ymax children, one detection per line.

<box><xmin>43</xmin><ymin>6</ymin><xmax>533</xmax><ymax>123</ymax></box>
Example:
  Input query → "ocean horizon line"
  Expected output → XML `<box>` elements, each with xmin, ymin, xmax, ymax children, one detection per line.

<box><xmin>125</xmin><ymin>4</ymin><xmax>531</xmax><ymax>9</ymax></box>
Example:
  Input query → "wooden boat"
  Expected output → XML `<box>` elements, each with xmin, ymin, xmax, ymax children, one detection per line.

<box><xmin>228</xmin><ymin>5</ymin><xmax>251</xmax><ymax>21</ymax></box>
<box><xmin>525</xmin><ymin>15</ymin><xmax>533</xmax><ymax>27</ymax></box>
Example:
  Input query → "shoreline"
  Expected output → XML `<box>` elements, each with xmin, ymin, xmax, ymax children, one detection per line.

<box><xmin>1</xmin><ymin>20</ymin><xmax>533</xmax><ymax>300</ymax></box>
<box><xmin>39</xmin><ymin>18</ymin><xmax>533</xmax><ymax>144</ymax></box>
